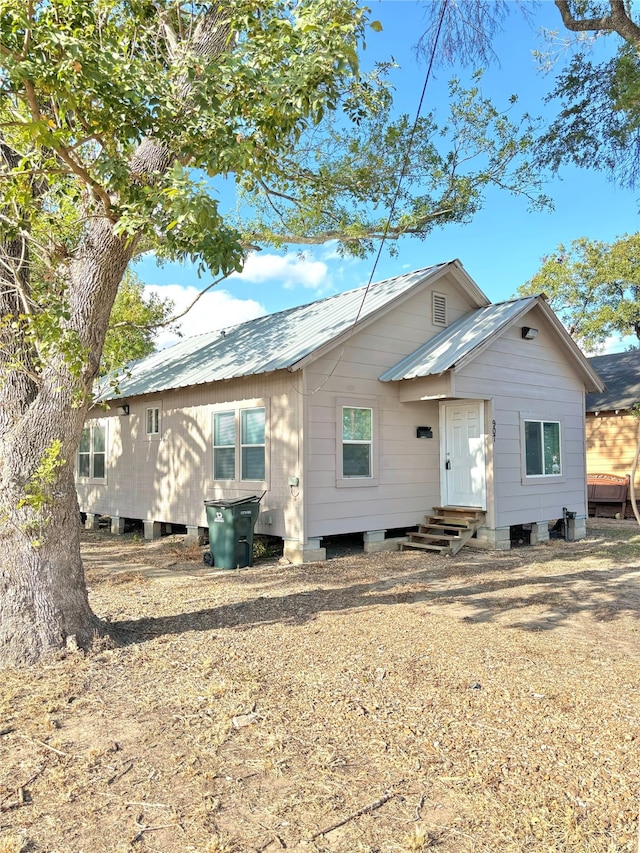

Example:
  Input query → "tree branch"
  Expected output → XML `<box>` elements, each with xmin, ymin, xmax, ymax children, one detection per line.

<box><xmin>257</xmin><ymin>177</ymin><xmax>337</xmax><ymax>222</ymax></box>
<box><xmin>247</xmin><ymin>208</ymin><xmax>457</xmax><ymax>247</ymax></box>
<box><xmin>22</xmin><ymin>79</ymin><xmax>41</xmax><ymax>123</ymax></box>
<box><xmin>554</xmin><ymin>0</ymin><xmax>640</xmax><ymax>47</ymax></box>
<box><xmin>21</xmin><ymin>0</ymin><xmax>34</xmax><ymax>61</ymax></box>
<box><xmin>52</xmin><ymin>144</ymin><xmax>114</xmax><ymax>219</ymax></box>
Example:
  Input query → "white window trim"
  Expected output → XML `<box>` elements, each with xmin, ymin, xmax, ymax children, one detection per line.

<box><xmin>519</xmin><ymin>413</ymin><xmax>565</xmax><ymax>485</ymax></box>
<box><xmin>77</xmin><ymin>419</ymin><xmax>108</xmax><ymax>483</ymax></box>
<box><xmin>211</xmin><ymin>400</ymin><xmax>269</xmax><ymax>486</ymax></box>
<box><xmin>336</xmin><ymin>398</ymin><xmax>379</xmax><ymax>488</ymax></box>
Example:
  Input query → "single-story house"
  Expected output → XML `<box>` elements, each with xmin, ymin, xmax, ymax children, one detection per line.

<box><xmin>586</xmin><ymin>350</ymin><xmax>640</xmax><ymax>512</ymax></box>
<box><xmin>77</xmin><ymin>259</ymin><xmax>603</xmax><ymax>562</ymax></box>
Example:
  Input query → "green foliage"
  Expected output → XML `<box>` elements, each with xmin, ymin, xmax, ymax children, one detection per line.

<box><xmin>539</xmin><ymin>46</ymin><xmax>640</xmax><ymax>189</ymax></box>
<box><xmin>252</xmin><ymin>535</ymin><xmax>281</xmax><ymax>561</ymax></box>
<box><xmin>535</xmin><ymin>1</ymin><xmax>640</xmax><ymax>189</ymax></box>
<box><xmin>0</xmin><ymin>280</ymin><xmax>86</xmax><ymax>384</ymax></box>
<box><xmin>238</xmin><ymin>72</ymin><xmax>549</xmax><ymax>255</ymax></box>
<box><xmin>415</xmin><ymin>1</ymin><xmax>640</xmax><ymax>190</ymax></box>
<box><xmin>0</xmin><ymin>0</ymin><xmax>379</xmax><ymax>274</ymax></box>
<box><xmin>629</xmin><ymin>403</ymin><xmax>640</xmax><ymax>421</ymax></box>
<box><xmin>0</xmin><ymin>0</ymin><xmax>548</xmax><ymax>398</ymax></box>
<box><xmin>0</xmin><ymin>0</ymin><xmax>382</xmax><ymax>402</ymax></box>
<box><xmin>18</xmin><ymin>438</ymin><xmax>65</xmax><ymax>519</ymax></box>
<box><xmin>102</xmin><ymin>270</ymin><xmax>175</xmax><ymax>375</ymax></box>
<box><xmin>518</xmin><ymin>233</ymin><xmax>640</xmax><ymax>351</ymax></box>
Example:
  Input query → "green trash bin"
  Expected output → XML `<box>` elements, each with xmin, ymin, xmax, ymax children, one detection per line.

<box><xmin>203</xmin><ymin>495</ymin><xmax>262</xmax><ymax>569</ymax></box>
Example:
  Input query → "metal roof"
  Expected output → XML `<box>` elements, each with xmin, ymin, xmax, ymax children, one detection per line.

<box><xmin>99</xmin><ymin>262</ymin><xmax>458</xmax><ymax>401</ymax></box>
<box><xmin>379</xmin><ymin>297</ymin><xmax>537</xmax><ymax>381</ymax></box>
<box><xmin>586</xmin><ymin>351</ymin><xmax>640</xmax><ymax>412</ymax></box>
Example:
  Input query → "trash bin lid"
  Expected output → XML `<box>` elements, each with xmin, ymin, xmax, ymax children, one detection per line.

<box><xmin>204</xmin><ymin>494</ymin><xmax>262</xmax><ymax>508</ymax></box>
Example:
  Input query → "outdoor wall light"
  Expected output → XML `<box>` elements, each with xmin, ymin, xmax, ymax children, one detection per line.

<box><xmin>521</xmin><ymin>326</ymin><xmax>538</xmax><ymax>340</ymax></box>
<box><xmin>117</xmin><ymin>404</ymin><xmax>130</xmax><ymax>416</ymax></box>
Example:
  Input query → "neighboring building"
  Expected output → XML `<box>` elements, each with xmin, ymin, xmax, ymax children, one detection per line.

<box><xmin>586</xmin><ymin>350</ymin><xmax>640</xmax><ymax>500</ymax></box>
<box><xmin>76</xmin><ymin>260</ymin><xmax>603</xmax><ymax>562</ymax></box>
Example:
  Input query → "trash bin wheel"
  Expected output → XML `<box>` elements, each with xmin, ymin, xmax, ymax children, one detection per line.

<box><xmin>203</xmin><ymin>551</ymin><xmax>213</xmax><ymax>566</ymax></box>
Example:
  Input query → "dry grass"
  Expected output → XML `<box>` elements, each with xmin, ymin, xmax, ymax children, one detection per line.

<box><xmin>1</xmin><ymin>522</ymin><xmax>639</xmax><ymax>852</ymax></box>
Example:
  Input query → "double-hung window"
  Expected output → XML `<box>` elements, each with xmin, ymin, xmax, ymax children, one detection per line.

<box><xmin>342</xmin><ymin>406</ymin><xmax>373</xmax><ymax>478</ymax></box>
<box><xmin>213</xmin><ymin>411</ymin><xmax>236</xmax><ymax>479</ymax></box>
<box><xmin>146</xmin><ymin>407</ymin><xmax>160</xmax><ymax>436</ymax></box>
<box><xmin>78</xmin><ymin>422</ymin><xmax>106</xmax><ymax>480</ymax></box>
<box><xmin>213</xmin><ymin>406</ymin><xmax>266</xmax><ymax>481</ymax></box>
<box><xmin>524</xmin><ymin>419</ymin><xmax>561</xmax><ymax>477</ymax></box>
<box><xmin>241</xmin><ymin>408</ymin><xmax>266</xmax><ymax>481</ymax></box>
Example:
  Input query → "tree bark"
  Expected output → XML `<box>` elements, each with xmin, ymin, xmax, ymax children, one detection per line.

<box><xmin>554</xmin><ymin>0</ymin><xmax>640</xmax><ymax>48</ymax></box>
<box><xmin>0</xmin><ymin>216</ymin><xmax>133</xmax><ymax>665</ymax></box>
<box><xmin>0</xmin><ymin>4</ymin><xmax>232</xmax><ymax>667</ymax></box>
<box><xmin>0</xmin><ymin>430</ymin><xmax>102</xmax><ymax>664</ymax></box>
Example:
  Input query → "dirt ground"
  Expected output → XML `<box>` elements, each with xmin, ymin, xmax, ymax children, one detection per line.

<box><xmin>1</xmin><ymin>521</ymin><xmax>639</xmax><ymax>853</ymax></box>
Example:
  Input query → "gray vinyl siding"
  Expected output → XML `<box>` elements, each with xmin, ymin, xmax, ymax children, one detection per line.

<box><xmin>77</xmin><ymin>271</ymin><xmax>592</xmax><ymax>547</ymax></box>
<box><xmin>453</xmin><ymin>311</ymin><xmax>588</xmax><ymax>526</ymax></box>
<box><xmin>76</xmin><ymin>370</ymin><xmax>304</xmax><ymax>538</ymax></box>
<box><xmin>302</xmin><ymin>282</ymin><xmax>469</xmax><ymax>537</ymax></box>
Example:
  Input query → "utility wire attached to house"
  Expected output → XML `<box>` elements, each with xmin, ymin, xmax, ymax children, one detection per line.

<box><xmin>307</xmin><ymin>0</ymin><xmax>450</xmax><ymax>394</ymax></box>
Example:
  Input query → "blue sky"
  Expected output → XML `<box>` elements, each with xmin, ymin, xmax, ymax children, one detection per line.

<box><xmin>133</xmin><ymin>0</ymin><xmax>639</xmax><ymax>350</ymax></box>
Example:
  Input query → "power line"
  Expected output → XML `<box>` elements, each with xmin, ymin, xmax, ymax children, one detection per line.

<box><xmin>307</xmin><ymin>0</ymin><xmax>450</xmax><ymax>394</ymax></box>
<box><xmin>352</xmin><ymin>0</ymin><xmax>450</xmax><ymax>324</ymax></box>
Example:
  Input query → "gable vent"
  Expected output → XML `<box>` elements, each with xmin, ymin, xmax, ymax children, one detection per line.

<box><xmin>432</xmin><ymin>293</ymin><xmax>447</xmax><ymax>326</ymax></box>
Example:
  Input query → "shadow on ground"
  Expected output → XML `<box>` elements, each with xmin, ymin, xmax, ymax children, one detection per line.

<box><xmin>111</xmin><ymin>552</ymin><xmax>640</xmax><ymax>645</ymax></box>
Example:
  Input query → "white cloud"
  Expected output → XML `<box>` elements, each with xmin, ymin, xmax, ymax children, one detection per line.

<box><xmin>317</xmin><ymin>241</ymin><xmax>343</xmax><ymax>262</ymax></box>
<box><xmin>229</xmin><ymin>251</ymin><xmax>331</xmax><ymax>292</ymax></box>
<box><xmin>144</xmin><ymin>284</ymin><xmax>265</xmax><ymax>349</ymax></box>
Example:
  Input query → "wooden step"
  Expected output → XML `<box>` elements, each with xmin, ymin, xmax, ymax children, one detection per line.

<box><xmin>402</xmin><ymin>507</ymin><xmax>486</xmax><ymax>557</ymax></box>
<box><xmin>424</xmin><ymin>519</ymin><xmax>469</xmax><ymax>531</ymax></box>
<box><xmin>431</xmin><ymin>509</ymin><xmax>483</xmax><ymax>521</ymax></box>
<box><xmin>432</xmin><ymin>506</ymin><xmax>483</xmax><ymax>514</ymax></box>
<box><xmin>401</xmin><ymin>540</ymin><xmax>450</xmax><ymax>552</ymax></box>
<box><xmin>431</xmin><ymin>513</ymin><xmax>482</xmax><ymax>525</ymax></box>
<box><xmin>431</xmin><ymin>508</ymin><xmax>483</xmax><ymax>518</ymax></box>
<box><xmin>410</xmin><ymin>531</ymin><xmax>462</xmax><ymax>542</ymax></box>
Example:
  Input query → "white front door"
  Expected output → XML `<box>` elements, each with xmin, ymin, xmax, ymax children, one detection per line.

<box><xmin>442</xmin><ymin>401</ymin><xmax>486</xmax><ymax>508</ymax></box>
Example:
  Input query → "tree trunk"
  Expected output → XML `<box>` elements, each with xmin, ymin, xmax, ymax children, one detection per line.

<box><xmin>0</xmin><ymin>418</ymin><xmax>101</xmax><ymax>665</ymax></box>
<box><xmin>0</xmin><ymin>4</ymin><xmax>232</xmax><ymax>667</ymax></box>
<box><xmin>0</xmin><ymin>217</ymin><xmax>133</xmax><ymax>666</ymax></box>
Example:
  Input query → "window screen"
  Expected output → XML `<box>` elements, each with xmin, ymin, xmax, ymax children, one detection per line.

<box><xmin>342</xmin><ymin>407</ymin><xmax>372</xmax><ymax>477</ymax></box>
<box><xmin>78</xmin><ymin>423</ymin><xmax>106</xmax><ymax>479</ymax></box>
<box><xmin>146</xmin><ymin>407</ymin><xmax>160</xmax><ymax>435</ymax></box>
<box><xmin>525</xmin><ymin>420</ymin><xmax>561</xmax><ymax>476</ymax></box>
<box><xmin>241</xmin><ymin>408</ymin><xmax>265</xmax><ymax>480</ymax></box>
<box><xmin>214</xmin><ymin>411</ymin><xmax>236</xmax><ymax>479</ymax></box>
